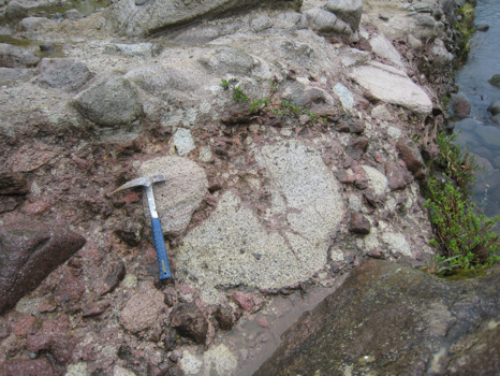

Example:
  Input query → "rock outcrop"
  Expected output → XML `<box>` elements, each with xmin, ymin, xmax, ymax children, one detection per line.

<box><xmin>255</xmin><ymin>260</ymin><xmax>500</xmax><ymax>376</ymax></box>
<box><xmin>0</xmin><ymin>222</ymin><xmax>86</xmax><ymax>314</ymax></box>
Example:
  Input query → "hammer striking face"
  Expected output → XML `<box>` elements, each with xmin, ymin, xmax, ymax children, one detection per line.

<box><xmin>113</xmin><ymin>174</ymin><xmax>173</xmax><ymax>280</ymax></box>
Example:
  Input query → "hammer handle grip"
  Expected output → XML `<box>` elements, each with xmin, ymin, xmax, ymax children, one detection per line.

<box><xmin>151</xmin><ymin>218</ymin><xmax>173</xmax><ymax>280</ymax></box>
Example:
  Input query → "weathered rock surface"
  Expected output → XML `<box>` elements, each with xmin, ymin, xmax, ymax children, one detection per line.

<box><xmin>177</xmin><ymin>140</ymin><xmax>343</xmax><ymax>303</ymax></box>
<box><xmin>488</xmin><ymin>74</ymin><xmax>500</xmax><ymax>88</ymax></box>
<box><xmin>199</xmin><ymin>46</ymin><xmax>256</xmax><ymax>74</ymax></box>
<box><xmin>350</xmin><ymin>62</ymin><xmax>432</xmax><ymax>116</ymax></box>
<box><xmin>396</xmin><ymin>139</ymin><xmax>426</xmax><ymax>180</ymax></box>
<box><xmin>37</xmin><ymin>58</ymin><xmax>93</xmax><ymax>91</ymax></box>
<box><xmin>138</xmin><ymin>156</ymin><xmax>207</xmax><ymax>236</ymax></box>
<box><xmin>72</xmin><ymin>76</ymin><xmax>143</xmax><ymax>128</ymax></box>
<box><xmin>369</xmin><ymin>34</ymin><xmax>405</xmax><ymax>69</ymax></box>
<box><xmin>0</xmin><ymin>358</ymin><xmax>55</xmax><ymax>376</ymax></box>
<box><xmin>304</xmin><ymin>7</ymin><xmax>352</xmax><ymax>35</ymax></box>
<box><xmin>125</xmin><ymin>64</ymin><xmax>191</xmax><ymax>96</ymax></box>
<box><xmin>5</xmin><ymin>1</ymin><xmax>29</xmax><ymax>21</ymax></box>
<box><xmin>0</xmin><ymin>222</ymin><xmax>86</xmax><ymax>314</ymax></box>
<box><xmin>171</xmin><ymin>302</ymin><xmax>208</xmax><ymax>344</ymax></box>
<box><xmin>0</xmin><ymin>170</ymin><xmax>29</xmax><ymax>195</ymax></box>
<box><xmin>105</xmin><ymin>0</ymin><xmax>277</xmax><ymax>37</ymax></box>
<box><xmin>119</xmin><ymin>285</ymin><xmax>165</xmax><ymax>332</ymax></box>
<box><xmin>0</xmin><ymin>43</ymin><xmax>40</xmax><ymax>68</ymax></box>
<box><xmin>324</xmin><ymin>0</ymin><xmax>363</xmax><ymax>31</ymax></box>
<box><xmin>255</xmin><ymin>260</ymin><xmax>500</xmax><ymax>376</ymax></box>
<box><xmin>103</xmin><ymin>43</ymin><xmax>164</xmax><ymax>58</ymax></box>
<box><xmin>0</xmin><ymin>67</ymin><xmax>33</xmax><ymax>86</ymax></box>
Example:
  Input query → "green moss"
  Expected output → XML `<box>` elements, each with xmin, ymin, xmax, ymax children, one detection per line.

<box><xmin>441</xmin><ymin>268</ymin><xmax>487</xmax><ymax>280</ymax></box>
<box><xmin>455</xmin><ymin>3</ymin><xmax>476</xmax><ymax>62</ymax></box>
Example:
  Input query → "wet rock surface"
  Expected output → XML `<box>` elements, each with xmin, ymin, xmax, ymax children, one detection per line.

<box><xmin>254</xmin><ymin>260</ymin><xmax>500</xmax><ymax>376</ymax></box>
<box><xmin>0</xmin><ymin>222</ymin><xmax>86</xmax><ymax>314</ymax></box>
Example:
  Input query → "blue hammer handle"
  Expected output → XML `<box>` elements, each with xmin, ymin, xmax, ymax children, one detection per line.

<box><xmin>151</xmin><ymin>217</ymin><xmax>173</xmax><ymax>280</ymax></box>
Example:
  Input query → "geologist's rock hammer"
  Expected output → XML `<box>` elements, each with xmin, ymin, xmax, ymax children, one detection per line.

<box><xmin>113</xmin><ymin>174</ymin><xmax>173</xmax><ymax>280</ymax></box>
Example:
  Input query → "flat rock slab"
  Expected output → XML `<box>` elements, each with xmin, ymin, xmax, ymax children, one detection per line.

<box><xmin>0</xmin><ymin>221</ymin><xmax>86</xmax><ymax>314</ymax></box>
<box><xmin>105</xmin><ymin>0</ymin><xmax>273</xmax><ymax>37</ymax></box>
<box><xmin>254</xmin><ymin>260</ymin><xmax>500</xmax><ymax>376</ymax></box>
<box><xmin>350</xmin><ymin>62</ymin><xmax>432</xmax><ymax>116</ymax></box>
<box><xmin>138</xmin><ymin>156</ymin><xmax>207</xmax><ymax>236</ymax></box>
<box><xmin>176</xmin><ymin>140</ymin><xmax>343</xmax><ymax>303</ymax></box>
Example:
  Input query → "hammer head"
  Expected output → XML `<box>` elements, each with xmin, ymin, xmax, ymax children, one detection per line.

<box><xmin>113</xmin><ymin>174</ymin><xmax>165</xmax><ymax>194</ymax></box>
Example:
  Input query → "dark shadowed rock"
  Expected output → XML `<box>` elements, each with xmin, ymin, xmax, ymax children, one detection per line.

<box><xmin>254</xmin><ymin>260</ymin><xmax>500</xmax><ymax>376</ymax></box>
<box><xmin>448</xmin><ymin>94</ymin><xmax>471</xmax><ymax>119</ymax></box>
<box><xmin>488</xmin><ymin>74</ymin><xmax>500</xmax><ymax>88</ymax></box>
<box><xmin>98</xmin><ymin>260</ymin><xmax>126</xmax><ymax>295</ymax></box>
<box><xmin>487</xmin><ymin>100</ymin><xmax>500</xmax><ymax>116</ymax></box>
<box><xmin>0</xmin><ymin>197</ymin><xmax>18</xmax><ymax>214</ymax></box>
<box><xmin>171</xmin><ymin>302</ymin><xmax>208</xmax><ymax>344</ymax></box>
<box><xmin>26</xmin><ymin>333</ymin><xmax>76</xmax><ymax>363</ymax></box>
<box><xmin>0</xmin><ymin>222</ymin><xmax>86</xmax><ymax>315</ymax></box>
<box><xmin>214</xmin><ymin>304</ymin><xmax>236</xmax><ymax>331</ymax></box>
<box><xmin>0</xmin><ymin>44</ymin><xmax>41</xmax><ymax>68</ymax></box>
<box><xmin>349</xmin><ymin>212</ymin><xmax>371</xmax><ymax>234</ymax></box>
<box><xmin>73</xmin><ymin>76</ymin><xmax>143</xmax><ymax>128</ymax></box>
<box><xmin>37</xmin><ymin>58</ymin><xmax>94</xmax><ymax>91</ymax></box>
<box><xmin>385</xmin><ymin>161</ymin><xmax>407</xmax><ymax>190</ymax></box>
<box><xmin>396</xmin><ymin>139</ymin><xmax>426</xmax><ymax>180</ymax></box>
<box><xmin>221</xmin><ymin>103</ymin><xmax>252</xmax><ymax>125</ymax></box>
<box><xmin>0</xmin><ymin>358</ymin><xmax>55</xmax><ymax>376</ymax></box>
<box><xmin>348</xmin><ymin>118</ymin><xmax>365</xmax><ymax>133</ymax></box>
<box><xmin>0</xmin><ymin>170</ymin><xmax>29</xmax><ymax>195</ymax></box>
<box><xmin>115</xmin><ymin>218</ymin><xmax>144</xmax><ymax>246</ymax></box>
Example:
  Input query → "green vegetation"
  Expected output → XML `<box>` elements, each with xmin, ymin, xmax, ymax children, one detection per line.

<box><xmin>455</xmin><ymin>3</ymin><xmax>476</xmax><ymax>62</ymax></box>
<box><xmin>424</xmin><ymin>133</ymin><xmax>500</xmax><ymax>276</ymax></box>
<box><xmin>220</xmin><ymin>79</ymin><xmax>321</xmax><ymax>123</ymax></box>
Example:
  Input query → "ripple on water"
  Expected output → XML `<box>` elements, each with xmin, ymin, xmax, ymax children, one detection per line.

<box><xmin>455</xmin><ymin>0</ymin><xmax>500</xmax><ymax>218</ymax></box>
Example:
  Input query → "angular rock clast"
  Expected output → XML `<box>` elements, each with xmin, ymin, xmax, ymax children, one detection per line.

<box><xmin>349</xmin><ymin>212</ymin><xmax>371</xmax><ymax>234</ymax></box>
<box><xmin>0</xmin><ymin>222</ymin><xmax>86</xmax><ymax>315</ymax></box>
<box><xmin>171</xmin><ymin>302</ymin><xmax>209</xmax><ymax>344</ymax></box>
<box><xmin>120</xmin><ymin>287</ymin><xmax>165</xmax><ymax>333</ymax></box>
<box><xmin>396</xmin><ymin>139</ymin><xmax>426</xmax><ymax>181</ymax></box>
<box><xmin>254</xmin><ymin>260</ymin><xmax>500</xmax><ymax>376</ymax></box>
<box><xmin>0</xmin><ymin>170</ymin><xmax>29</xmax><ymax>195</ymax></box>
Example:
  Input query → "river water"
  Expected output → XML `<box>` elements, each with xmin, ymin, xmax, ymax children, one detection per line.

<box><xmin>454</xmin><ymin>0</ymin><xmax>500</xmax><ymax>218</ymax></box>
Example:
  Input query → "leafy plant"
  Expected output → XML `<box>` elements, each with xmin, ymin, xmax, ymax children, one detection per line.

<box><xmin>219</xmin><ymin>79</ymin><xmax>321</xmax><ymax>124</ymax></box>
<box><xmin>425</xmin><ymin>181</ymin><xmax>500</xmax><ymax>273</ymax></box>
<box><xmin>424</xmin><ymin>130</ymin><xmax>500</xmax><ymax>276</ymax></box>
<box><xmin>455</xmin><ymin>3</ymin><xmax>475</xmax><ymax>61</ymax></box>
<box><xmin>435</xmin><ymin>132</ymin><xmax>480</xmax><ymax>195</ymax></box>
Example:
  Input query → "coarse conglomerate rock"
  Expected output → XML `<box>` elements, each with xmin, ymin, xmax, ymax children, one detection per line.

<box><xmin>0</xmin><ymin>222</ymin><xmax>86</xmax><ymax>315</ymax></box>
<box><xmin>254</xmin><ymin>260</ymin><xmax>500</xmax><ymax>376</ymax></box>
<box><xmin>0</xmin><ymin>0</ymin><xmax>477</xmax><ymax>374</ymax></box>
<box><xmin>176</xmin><ymin>140</ymin><xmax>344</xmax><ymax>303</ymax></box>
